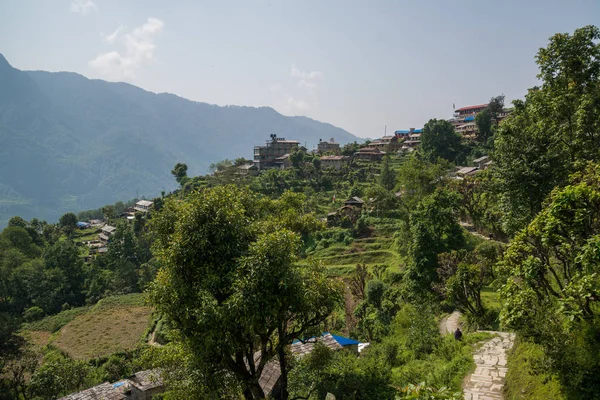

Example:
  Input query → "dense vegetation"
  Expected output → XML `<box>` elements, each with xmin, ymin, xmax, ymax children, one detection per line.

<box><xmin>1</xmin><ymin>25</ymin><xmax>599</xmax><ymax>399</ymax></box>
<box><xmin>0</xmin><ymin>53</ymin><xmax>358</xmax><ymax>227</ymax></box>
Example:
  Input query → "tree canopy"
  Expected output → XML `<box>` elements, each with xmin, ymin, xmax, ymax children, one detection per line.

<box><xmin>148</xmin><ymin>186</ymin><xmax>342</xmax><ymax>399</ymax></box>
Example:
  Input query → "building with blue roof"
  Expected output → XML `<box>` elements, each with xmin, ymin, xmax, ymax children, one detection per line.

<box><xmin>395</xmin><ymin>128</ymin><xmax>422</xmax><ymax>137</ymax></box>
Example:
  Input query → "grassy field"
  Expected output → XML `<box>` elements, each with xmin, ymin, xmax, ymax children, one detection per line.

<box><xmin>480</xmin><ymin>286</ymin><xmax>501</xmax><ymax>311</ymax></box>
<box><xmin>22</xmin><ymin>293</ymin><xmax>152</xmax><ymax>360</ymax></box>
<box><xmin>306</xmin><ymin>230</ymin><xmax>403</xmax><ymax>277</ymax></box>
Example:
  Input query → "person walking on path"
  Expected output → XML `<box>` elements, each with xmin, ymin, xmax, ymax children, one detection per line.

<box><xmin>454</xmin><ymin>327</ymin><xmax>463</xmax><ymax>341</ymax></box>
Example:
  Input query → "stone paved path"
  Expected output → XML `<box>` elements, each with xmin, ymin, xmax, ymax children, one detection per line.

<box><xmin>440</xmin><ymin>310</ymin><xmax>461</xmax><ymax>335</ymax></box>
<box><xmin>463</xmin><ymin>331</ymin><xmax>515</xmax><ymax>400</ymax></box>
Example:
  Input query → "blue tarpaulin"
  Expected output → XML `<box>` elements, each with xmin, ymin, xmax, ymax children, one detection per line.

<box><xmin>326</xmin><ymin>332</ymin><xmax>360</xmax><ymax>346</ymax></box>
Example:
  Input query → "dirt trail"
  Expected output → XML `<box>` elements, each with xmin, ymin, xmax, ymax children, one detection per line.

<box><xmin>439</xmin><ymin>310</ymin><xmax>461</xmax><ymax>335</ymax></box>
<box><xmin>341</xmin><ymin>279</ymin><xmax>357</xmax><ymax>335</ymax></box>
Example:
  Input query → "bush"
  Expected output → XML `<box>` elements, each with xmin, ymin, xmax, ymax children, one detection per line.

<box><xmin>504</xmin><ymin>339</ymin><xmax>565</xmax><ymax>400</ymax></box>
<box><xmin>23</xmin><ymin>306</ymin><xmax>44</xmax><ymax>322</ymax></box>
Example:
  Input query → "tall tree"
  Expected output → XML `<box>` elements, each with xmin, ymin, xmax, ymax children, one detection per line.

<box><xmin>171</xmin><ymin>162</ymin><xmax>189</xmax><ymax>186</ymax></box>
<box><xmin>493</xmin><ymin>25</ymin><xmax>600</xmax><ymax>234</ymax></box>
<box><xmin>379</xmin><ymin>155</ymin><xmax>396</xmax><ymax>191</ymax></box>
<box><xmin>500</xmin><ymin>163</ymin><xmax>600</xmax><ymax>395</ymax></box>
<box><xmin>474</xmin><ymin>107</ymin><xmax>493</xmax><ymax>143</ymax></box>
<box><xmin>405</xmin><ymin>189</ymin><xmax>465</xmax><ymax>297</ymax></box>
<box><xmin>420</xmin><ymin>119</ymin><xmax>464</xmax><ymax>164</ymax></box>
<box><xmin>58</xmin><ymin>212</ymin><xmax>78</xmax><ymax>237</ymax></box>
<box><xmin>148</xmin><ymin>186</ymin><xmax>342</xmax><ymax>400</ymax></box>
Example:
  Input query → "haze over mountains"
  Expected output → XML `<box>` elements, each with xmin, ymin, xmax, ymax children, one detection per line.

<box><xmin>0</xmin><ymin>54</ymin><xmax>359</xmax><ymax>226</ymax></box>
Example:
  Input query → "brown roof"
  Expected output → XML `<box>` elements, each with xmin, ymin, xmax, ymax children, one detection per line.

<box><xmin>290</xmin><ymin>333</ymin><xmax>343</xmax><ymax>356</ymax></box>
<box><xmin>257</xmin><ymin>333</ymin><xmax>344</xmax><ymax>395</ymax></box>
<box><xmin>59</xmin><ymin>382</ymin><xmax>126</xmax><ymax>400</ymax></box>
<box><xmin>128</xmin><ymin>369</ymin><xmax>163</xmax><ymax>391</ymax></box>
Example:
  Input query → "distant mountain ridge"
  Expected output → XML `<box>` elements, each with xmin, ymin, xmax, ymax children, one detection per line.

<box><xmin>0</xmin><ymin>54</ymin><xmax>360</xmax><ymax>226</ymax></box>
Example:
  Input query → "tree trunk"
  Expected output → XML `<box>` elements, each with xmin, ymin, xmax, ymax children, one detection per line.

<box><xmin>278</xmin><ymin>346</ymin><xmax>289</xmax><ymax>400</ymax></box>
<box><xmin>243</xmin><ymin>381</ymin><xmax>267</xmax><ymax>400</ymax></box>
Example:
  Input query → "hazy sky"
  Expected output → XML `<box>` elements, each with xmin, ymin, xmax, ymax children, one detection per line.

<box><xmin>1</xmin><ymin>1</ymin><xmax>599</xmax><ymax>137</ymax></box>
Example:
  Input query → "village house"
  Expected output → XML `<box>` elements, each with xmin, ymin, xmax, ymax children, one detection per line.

<box><xmin>320</xmin><ymin>155</ymin><xmax>350</xmax><ymax>169</ymax></box>
<box><xmin>474</xmin><ymin>155</ymin><xmax>491</xmax><ymax>169</ymax></box>
<box><xmin>275</xmin><ymin>154</ymin><xmax>292</xmax><ymax>169</ymax></box>
<box><xmin>354</xmin><ymin>147</ymin><xmax>385</xmax><ymax>161</ymax></box>
<box><xmin>134</xmin><ymin>200</ymin><xmax>153</xmax><ymax>213</ymax></box>
<box><xmin>236</xmin><ymin>163</ymin><xmax>259</xmax><ymax>176</ymax></box>
<box><xmin>394</xmin><ymin>128</ymin><xmax>422</xmax><ymax>137</ymax></box>
<box><xmin>369</xmin><ymin>135</ymin><xmax>400</xmax><ymax>152</ymax></box>
<box><xmin>317</xmin><ymin>138</ymin><xmax>340</xmax><ymax>154</ymax></box>
<box><xmin>455</xmin><ymin>122</ymin><xmax>478</xmax><ymax>138</ymax></box>
<box><xmin>128</xmin><ymin>370</ymin><xmax>164</xmax><ymax>400</ymax></box>
<box><xmin>259</xmin><ymin>333</ymin><xmax>367</xmax><ymax>398</ymax></box>
<box><xmin>344</xmin><ymin>196</ymin><xmax>365</xmax><ymax>208</ymax></box>
<box><xmin>455</xmin><ymin>166</ymin><xmax>479</xmax><ymax>179</ymax></box>
<box><xmin>59</xmin><ymin>370</ymin><xmax>164</xmax><ymax>400</ymax></box>
<box><xmin>253</xmin><ymin>134</ymin><xmax>300</xmax><ymax>170</ymax></box>
<box><xmin>99</xmin><ymin>225</ymin><xmax>117</xmax><ymax>242</ymax></box>
<box><xmin>450</xmin><ymin>103</ymin><xmax>512</xmax><ymax>129</ymax></box>
<box><xmin>400</xmin><ymin>133</ymin><xmax>422</xmax><ymax>151</ymax></box>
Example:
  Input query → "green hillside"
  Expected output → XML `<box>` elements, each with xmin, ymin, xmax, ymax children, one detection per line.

<box><xmin>0</xmin><ymin>54</ymin><xmax>360</xmax><ymax>227</ymax></box>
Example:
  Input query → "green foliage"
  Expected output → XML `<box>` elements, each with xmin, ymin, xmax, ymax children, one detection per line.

<box><xmin>500</xmin><ymin>164</ymin><xmax>600</xmax><ymax>396</ymax></box>
<box><xmin>493</xmin><ymin>25</ymin><xmax>600</xmax><ymax>234</ymax></box>
<box><xmin>379</xmin><ymin>155</ymin><xmax>397</xmax><ymax>191</ymax></box>
<box><xmin>58</xmin><ymin>212</ymin><xmax>78</xmax><ymax>236</ymax></box>
<box><xmin>396</xmin><ymin>155</ymin><xmax>451</xmax><ymax>210</ymax></box>
<box><xmin>171</xmin><ymin>163</ymin><xmax>188</xmax><ymax>186</ymax></box>
<box><xmin>22</xmin><ymin>306</ymin><xmax>44</xmax><ymax>322</ymax></box>
<box><xmin>23</xmin><ymin>306</ymin><xmax>89</xmax><ymax>333</ymax></box>
<box><xmin>504</xmin><ymin>339</ymin><xmax>565</xmax><ymax>400</ymax></box>
<box><xmin>288</xmin><ymin>343</ymin><xmax>396</xmax><ymax>400</ymax></box>
<box><xmin>405</xmin><ymin>190</ymin><xmax>465</xmax><ymax>297</ymax></box>
<box><xmin>29</xmin><ymin>355</ymin><xmax>90</xmax><ymax>400</ymax></box>
<box><xmin>419</xmin><ymin>119</ymin><xmax>464</xmax><ymax>164</ymax></box>
<box><xmin>149</xmin><ymin>185</ymin><xmax>343</xmax><ymax>399</ymax></box>
<box><xmin>474</xmin><ymin>107</ymin><xmax>493</xmax><ymax>144</ymax></box>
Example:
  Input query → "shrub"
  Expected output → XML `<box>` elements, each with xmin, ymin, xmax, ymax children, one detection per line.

<box><xmin>23</xmin><ymin>306</ymin><xmax>45</xmax><ymax>322</ymax></box>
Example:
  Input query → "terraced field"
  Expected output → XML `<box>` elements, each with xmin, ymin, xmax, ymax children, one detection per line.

<box><xmin>22</xmin><ymin>294</ymin><xmax>153</xmax><ymax>360</ymax></box>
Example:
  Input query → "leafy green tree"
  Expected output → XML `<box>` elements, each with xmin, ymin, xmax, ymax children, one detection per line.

<box><xmin>341</xmin><ymin>141</ymin><xmax>361</xmax><ymax>156</ymax></box>
<box><xmin>149</xmin><ymin>186</ymin><xmax>342</xmax><ymax>400</ymax></box>
<box><xmin>379</xmin><ymin>155</ymin><xmax>396</xmax><ymax>190</ymax></box>
<box><xmin>7</xmin><ymin>216</ymin><xmax>27</xmax><ymax>228</ymax></box>
<box><xmin>493</xmin><ymin>25</ymin><xmax>600</xmax><ymax>234</ymax></box>
<box><xmin>43</xmin><ymin>240</ymin><xmax>85</xmax><ymax>309</ymax></box>
<box><xmin>435</xmin><ymin>250</ymin><xmax>488</xmax><ymax>325</ymax></box>
<box><xmin>171</xmin><ymin>162</ymin><xmax>189</xmax><ymax>185</ymax></box>
<box><xmin>405</xmin><ymin>190</ymin><xmax>465</xmax><ymax>297</ymax></box>
<box><xmin>396</xmin><ymin>155</ymin><xmax>451</xmax><ymax>211</ymax></box>
<box><xmin>499</xmin><ymin>163</ymin><xmax>600</xmax><ymax>395</ymax></box>
<box><xmin>288</xmin><ymin>343</ymin><xmax>395</xmax><ymax>400</ymax></box>
<box><xmin>234</xmin><ymin>157</ymin><xmax>251</xmax><ymax>166</ymax></box>
<box><xmin>420</xmin><ymin>119</ymin><xmax>464</xmax><ymax>164</ymax></box>
<box><xmin>474</xmin><ymin>107</ymin><xmax>493</xmax><ymax>143</ymax></box>
<box><xmin>58</xmin><ymin>212</ymin><xmax>78</xmax><ymax>237</ymax></box>
<box><xmin>29</xmin><ymin>356</ymin><xmax>90</xmax><ymax>400</ymax></box>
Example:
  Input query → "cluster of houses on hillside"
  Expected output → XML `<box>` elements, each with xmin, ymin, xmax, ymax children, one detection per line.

<box><xmin>237</xmin><ymin>103</ymin><xmax>508</xmax><ymax>174</ymax></box>
<box><xmin>81</xmin><ymin>200</ymin><xmax>154</xmax><ymax>259</ymax></box>
<box><xmin>61</xmin><ymin>331</ymin><xmax>368</xmax><ymax>399</ymax></box>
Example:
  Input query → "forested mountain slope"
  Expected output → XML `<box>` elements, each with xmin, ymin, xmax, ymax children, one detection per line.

<box><xmin>0</xmin><ymin>54</ymin><xmax>359</xmax><ymax>226</ymax></box>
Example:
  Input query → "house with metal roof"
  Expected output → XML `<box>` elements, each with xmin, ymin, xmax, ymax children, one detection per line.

<box><xmin>134</xmin><ymin>200</ymin><xmax>153</xmax><ymax>213</ymax></box>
